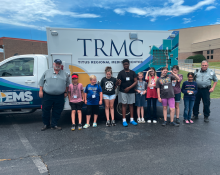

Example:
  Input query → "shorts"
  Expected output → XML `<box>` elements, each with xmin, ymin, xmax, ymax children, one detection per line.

<box><xmin>103</xmin><ymin>94</ymin><xmax>116</xmax><ymax>100</ymax></box>
<box><xmin>175</xmin><ymin>93</ymin><xmax>181</xmax><ymax>103</ymax></box>
<box><xmin>69</xmin><ymin>102</ymin><xmax>83</xmax><ymax>111</ymax></box>
<box><xmin>135</xmin><ymin>93</ymin><xmax>146</xmax><ymax>107</ymax></box>
<box><xmin>118</xmin><ymin>91</ymin><xmax>135</xmax><ymax>104</ymax></box>
<box><xmin>161</xmin><ymin>98</ymin><xmax>175</xmax><ymax>108</ymax></box>
<box><xmin>87</xmin><ymin>105</ymin><xmax>99</xmax><ymax>115</ymax></box>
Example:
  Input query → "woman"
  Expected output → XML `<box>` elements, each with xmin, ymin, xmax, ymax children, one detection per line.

<box><xmin>145</xmin><ymin>67</ymin><xmax>158</xmax><ymax>123</ymax></box>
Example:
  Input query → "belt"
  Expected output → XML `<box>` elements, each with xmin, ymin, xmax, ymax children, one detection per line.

<box><xmin>198</xmin><ymin>85</ymin><xmax>211</xmax><ymax>89</ymax></box>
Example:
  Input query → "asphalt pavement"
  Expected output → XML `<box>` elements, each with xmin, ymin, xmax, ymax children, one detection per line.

<box><xmin>1</xmin><ymin>99</ymin><xmax>220</xmax><ymax>175</ymax></box>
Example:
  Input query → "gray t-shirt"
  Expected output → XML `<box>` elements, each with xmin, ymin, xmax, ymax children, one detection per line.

<box><xmin>135</xmin><ymin>81</ymin><xmax>147</xmax><ymax>94</ymax></box>
<box><xmin>194</xmin><ymin>68</ymin><xmax>218</xmax><ymax>88</ymax></box>
<box><xmin>156</xmin><ymin>75</ymin><xmax>176</xmax><ymax>99</ymax></box>
<box><xmin>39</xmin><ymin>68</ymin><xmax>70</xmax><ymax>95</ymax></box>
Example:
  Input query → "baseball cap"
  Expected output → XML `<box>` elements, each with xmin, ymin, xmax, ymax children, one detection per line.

<box><xmin>54</xmin><ymin>59</ymin><xmax>62</xmax><ymax>64</ymax></box>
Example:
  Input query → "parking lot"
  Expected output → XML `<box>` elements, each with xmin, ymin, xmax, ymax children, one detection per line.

<box><xmin>1</xmin><ymin>99</ymin><xmax>220</xmax><ymax>175</ymax></box>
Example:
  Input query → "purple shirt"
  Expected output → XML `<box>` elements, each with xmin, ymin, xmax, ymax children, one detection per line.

<box><xmin>169</xmin><ymin>74</ymin><xmax>183</xmax><ymax>94</ymax></box>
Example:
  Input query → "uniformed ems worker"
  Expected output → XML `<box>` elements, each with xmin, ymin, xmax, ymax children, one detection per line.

<box><xmin>192</xmin><ymin>60</ymin><xmax>218</xmax><ymax>122</ymax></box>
<box><xmin>39</xmin><ymin>59</ymin><xmax>70</xmax><ymax>131</ymax></box>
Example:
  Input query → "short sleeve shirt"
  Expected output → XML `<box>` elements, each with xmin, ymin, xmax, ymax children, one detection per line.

<box><xmin>156</xmin><ymin>75</ymin><xmax>176</xmax><ymax>99</ymax></box>
<box><xmin>135</xmin><ymin>81</ymin><xmax>147</xmax><ymax>94</ymax></box>
<box><xmin>84</xmin><ymin>84</ymin><xmax>102</xmax><ymax>105</ymax></box>
<box><xmin>169</xmin><ymin>74</ymin><xmax>183</xmax><ymax>94</ymax></box>
<box><xmin>38</xmin><ymin>68</ymin><xmax>70</xmax><ymax>95</ymax></box>
<box><xmin>146</xmin><ymin>76</ymin><xmax>158</xmax><ymax>98</ymax></box>
<box><xmin>100</xmin><ymin>77</ymin><xmax>116</xmax><ymax>95</ymax></box>
<box><xmin>68</xmin><ymin>83</ymin><xmax>83</xmax><ymax>103</ymax></box>
<box><xmin>117</xmin><ymin>70</ymin><xmax>137</xmax><ymax>93</ymax></box>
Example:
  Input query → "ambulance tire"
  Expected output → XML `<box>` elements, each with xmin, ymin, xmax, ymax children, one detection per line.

<box><xmin>114</xmin><ymin>97</ymin><xmax>131</xmax><ymax>120</ymax></box>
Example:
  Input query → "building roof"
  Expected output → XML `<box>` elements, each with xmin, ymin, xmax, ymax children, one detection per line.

<box><xmin>169</xmin><ymin>24</ymin><xmax>220</xmax><ymax>31</ymax></box>
<box><xmin>0</xmin><ymin>37</ymin><xmax>47</xmax><ymax>43</ymax></box>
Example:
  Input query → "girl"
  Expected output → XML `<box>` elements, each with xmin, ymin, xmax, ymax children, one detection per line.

<box><xmin>135</xmin><ymin>72</ymin><xmax>147</xmax><ymax>123</ymax></box>
<box><xmin>101</xmin><ymin>67</ymin><xmax>120</xmax><ymax>126</ymax></box>
<box><xmin>145</xmin><ymin>67</ymin><xmax>158</xmax><ymax>123</ymax></box>
<box><xmin>171</xmin><ymin>65</ymin><xmax>183</xmax><ymax>124</ymax></box>
<box><xmin>181</xmin><ymin>72</ymin><xmax>198</xmax><ymax>124</ymax></box>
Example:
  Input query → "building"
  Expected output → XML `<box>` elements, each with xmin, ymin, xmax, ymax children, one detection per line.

<box><xmin>0</xmin><ymin>37</ymin><xmax>47</xmax><ymax>61</ymax></box>
<box><xmin>171</xmin><ymin>24</ymin><xmax>220</xmax><ymax>62</ymax></box>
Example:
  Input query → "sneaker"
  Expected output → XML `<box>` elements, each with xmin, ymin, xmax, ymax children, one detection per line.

<box><xmin>176</xmin><ymin>118</ymin><xmax>180</xmax><ymax>124</ymax></box>
<box><xmin>71</xmin><ymin>124</ymin><xmax>76</xmax><ymax>131</ymax></box>
<box><xmin>83</xmin><ymin>124</ymin><xmax>90</xmax><ymax>129</ymax></box>
<box><xmin>123</xmin><ymin>121</ymin><xmax>128</xmax><ymax>127</ymax></box>
<box><xmin>170</xmin><ymin>122</ymin><xmax>180</xmax><ymax>127</ymax></box>
<box><xmin>78</xmin><ymin>124</ymin><xmax>82</xmax><ymax>130</ymax></box>
<box><xmin>106</xmin><ymin>120</ymin><xmax>111</xmax><ymax>127</ymax></box>
<box><xmin>111</xmin><ymin>120</ymin><xmax>116</xmax><ymax>126</ymax></box>
<box><xmin>137</xmin><ymin>118</ymin><xmax>142</xmax><ymax>123</ymax></box>
<box><xmin>93</xmin><ymin>123</ymin><xmax>97</xmax><ymax>127</ymax></box>
<box><xmin>162</xmin><ymin>121</ymin><xmax>167</xmax><ymax>126</ymax></box>
<box><xmin>147</xmin><ymin>120</ymin><xmax>151</xmax><ymax>124</ymax></box>
<box><xmin>153</xmin><ymin>120</ymin><xmax>157</xmax><ymax>124</ymax></box>
<box><xmin>141</xmin><ymin>118</ymin><xmax>146</xmax><ymax>123</ymax></box>
<box><xmin>189</xmin><ymin>120</ymin><xmax>194</xmax><ymax>124</ymax></box>
<box><xmin>191</xmin><ymin>116</ymin><xmax>198</xmax><ymax>120</ymax></box>
<box><xmin>51</xmin><ymin>126</ymin><xmax>62</xmax><ymax>130</ymax></box>
<box><xmin>184</xmin><ymin>120</ymin><xmax>189</xmax><ymax>124</ymax></box>
<box><xmin>130</xmin><ymin>120</ymin><xmax>138</xmax><ymax>126</ymax></box>
<box><xmin>41</xmin><ymin>125</ymin><xmax>50</xmax><ymax>131</ymax></box>
<box><xmin>204</xmin><ymin>117</ymin><xmax>209</xmax><ymax>123</ymax></box>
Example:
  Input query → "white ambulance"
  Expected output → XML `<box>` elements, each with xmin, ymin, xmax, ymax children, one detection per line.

<box><xmin>0</xmin><ymin>28</ymin><xmax>179</xmax><ymax>116</ymax></box>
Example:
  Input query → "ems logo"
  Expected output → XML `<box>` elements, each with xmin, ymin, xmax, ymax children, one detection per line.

<box><xmin>0</xmin><ymin>92</ymin><xmax>6</xmax><ymax>102</ymax></box>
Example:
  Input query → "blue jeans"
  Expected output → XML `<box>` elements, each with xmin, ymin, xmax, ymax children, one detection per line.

<box><xmin>184</xmin><ymin>98</ymin><xmax>195</xmax><ymax>120</ymax></box>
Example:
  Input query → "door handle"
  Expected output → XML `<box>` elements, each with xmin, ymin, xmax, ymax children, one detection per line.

<box><xmin>25</xmin><ymin>80</ymin><xmax>35</xmax><ymax>83</ymax></box>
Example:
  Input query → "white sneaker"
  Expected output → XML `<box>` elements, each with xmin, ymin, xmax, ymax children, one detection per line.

<box><xmin>141</xmin><ymin>118</ymin><xmax>145</xmax><ymax>123</ymax></box>
<box><xmin>137</xmin><ymin>118</ymin><xmax>142</xmax><ymax>123</ymax></box>
<box><xmin>153</xmin><ymin>120</ymin><xmax>157</xmax><ymax>124</ymax></box>
<box><xmin>147</xmin><ymin>120</ymin><xmax>151</xmax><ymax>123</ymax></box>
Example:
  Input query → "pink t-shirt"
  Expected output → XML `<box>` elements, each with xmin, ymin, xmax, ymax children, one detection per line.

<box><xmin>68</xmin><ymin>83</ymin><xmax>83</xmax><ymax>103</ymax></box>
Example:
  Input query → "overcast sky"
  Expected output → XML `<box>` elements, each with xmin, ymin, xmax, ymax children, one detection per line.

<box><xmin>0</xmin><ymin>0</ymin><xmax>219</xmax><ymax>41</ymax></box>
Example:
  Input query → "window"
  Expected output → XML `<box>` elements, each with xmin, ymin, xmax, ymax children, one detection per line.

<box><xmin>211</xmin><ymin>50</ymin><xmax>214</xmax><ymax>54</ymax></box>
<box><xmin>207</xmin><ymin>50</ymin><xmax>210</xmax><ymax>54</ymax></box>
<box><xmin>211</xmin><ymin>55</ymin><xmax>213</xmax><ymax>59</ymax></box>
<box><xmin>0</xmin><ymin>58</ymin><xmax>34</xmax><ymax>77</ymax></box>
<box><xmin>207</xmin><ymin>56</ymin><xmax>209</xmax><ymax>59</ymax></box>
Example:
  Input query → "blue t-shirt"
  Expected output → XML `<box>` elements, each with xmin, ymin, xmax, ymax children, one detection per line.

<box><xmin>84</xmin><ymin>84</ymin><xmax>102</xmax><ymax>105</ymax></box>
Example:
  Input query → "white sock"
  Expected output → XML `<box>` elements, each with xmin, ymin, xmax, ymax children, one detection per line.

<box><xmin>130</xmin><ymin>118</ymin><xmax>134</xmax><ymax>122</ymax></box>
<box><xmin>123</xmin><ymin>118</ymin><xmax>126</xmax><ymax>122</ymax></box>
<box><xmin>142</xmin><ymin>118</ymin><xmax>145</xmax><ymax>121</ymax></box>
<box><xmin>138</xmin><ymin>117</ymin><xmax>141</xmax><ymax>120</ymax></box>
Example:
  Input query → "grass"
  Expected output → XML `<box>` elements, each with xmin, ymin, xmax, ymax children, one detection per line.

<box><xmin>193</xmin><ymin>62</ymin><xmax>220</xmax><ymax>69</ymax></box>
<box><xmin>179</xmin><ymin>70</ymin><xmax>220</xmax><ymax>99</ymax></box>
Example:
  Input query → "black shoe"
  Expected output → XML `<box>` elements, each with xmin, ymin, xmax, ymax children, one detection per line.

<box><xmin>191</xmin><ymin>115</ymin><xmax>198</xmax><ymax>120</ymax></box>
<box><xmin>51</xmin><ymin>126</ymin><xmax>62</xmax><ymax>130</ymax></box>
<box><xmin>162</xmin><ymin>121</ymin><xmax>167</xmax><ymax>126</ymax></box>
<box><xmin>41</xmin><ymin>125</ymin><xmax>50</xmax><ymax>131</ymax></box>
<box><xmin>170</xmin><ymin>122</ymin><xmax>180</xmax><ymax>127</ymax></box>
<box><xmin>106</xmin><ymin>120</ymin><xmax>111</xmax><ymax>127</ymax></box>
<box><xmin>71</xmin><ymin>124</ymin><xmax>76</xmax><ymax>131</ymax></box>
<box><xmin>204</xmin><ymin>117</ymin><xmax>209</xmax><ymax>123</ymax></box>
<box><xmin>111</xmin><ymin>120</ymin><xmax>116</xmax><ymax>126</ymax></box>
<box><xmin>176</xmin><ymin>118</ymin><xmax>180</xmax><ymax>124</ymax></box>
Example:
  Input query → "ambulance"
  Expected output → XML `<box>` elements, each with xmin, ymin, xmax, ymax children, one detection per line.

<box><xmin>0</xmin><ymin>28</ymin><xmax>179</xmax><ymax>116</ymax></box>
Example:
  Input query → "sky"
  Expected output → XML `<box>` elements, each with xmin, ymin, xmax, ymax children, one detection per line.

<box><xmin>0</xmin><ymin>0</ymin><xmax>219</xmax><ymax>44</ymax></box>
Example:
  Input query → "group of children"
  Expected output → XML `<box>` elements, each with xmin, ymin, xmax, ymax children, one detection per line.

<box><xmin>68</xmin><ymin>65</ymin><xmax>197</xmax><ymax>130</ymax></box>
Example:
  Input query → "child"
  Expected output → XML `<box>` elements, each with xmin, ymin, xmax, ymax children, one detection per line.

<box><xmin>101</xmin><ymin>67</ymin><xmax>120</xmax><ymax>126</ymax></box>
<box><xmin>68</xmin><ymin>73</ymin><xmax>84</xmax><ymax>131</ymax></box>
<box><xmin>181</xmin><ymin>72</ymin><xmax>198</xmax><ymax>124</ymax></box>
<box><xmin>171</xmin><ymin>65</ymin><xmax>183</xmax><ymax>124</ymax></box>
<box><xmin>145</xmin><ymin>67</ymin><xmax>158</xmax><ymax>124</ymax></box>
<box><xmin>83</xmin><ymin>75</ymin><xmax>102</xmax><ymax>128</ymax></box>
<box><xmin>135</xmin><ymin>72</ymin><xmax>147</xmax><ymax>123</ymax></box>
<box><xmin>156</xmin><ymin>67</ymin><xmax>180</xmax><ymax>127</ymax></box>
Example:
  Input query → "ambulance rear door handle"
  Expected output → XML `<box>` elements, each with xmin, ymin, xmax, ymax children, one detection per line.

<box><xmin>25</xmin><ymin>80</ymin><xmax>35</xmax><ymax>83</ymax></box>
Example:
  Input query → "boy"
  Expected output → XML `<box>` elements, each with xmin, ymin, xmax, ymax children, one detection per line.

<box><xmin>83</xmin><ymin>75</ymin><xmax>103</xmax><ymax>128</ymax></box>
<box><xmin>68</xmin><ymin>73</ymin><xmax>84</xmax><ymax>130</ymax></box>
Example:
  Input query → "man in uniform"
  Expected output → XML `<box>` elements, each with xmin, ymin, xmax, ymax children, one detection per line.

<box><xmin>39</xmin><ymin>59</ymin><xmax>70</xmax><ymax>130</ymax></box>
<box><xmin>192</xmin><ymin>60</ymin><xmax>218</xmax><ymax>122</ymax></box>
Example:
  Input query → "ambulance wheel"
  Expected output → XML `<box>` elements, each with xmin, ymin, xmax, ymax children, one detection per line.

<box><xmin>114</xmin><ymin>97</ymin><xmax>130</xmax><ymax>120</ymax></box>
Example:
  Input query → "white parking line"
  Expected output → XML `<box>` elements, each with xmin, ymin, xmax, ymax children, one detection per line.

<box><xmin>13</xmin><ymin>124</ymin><xmax>48</xmax><ymax>174</ymax></box>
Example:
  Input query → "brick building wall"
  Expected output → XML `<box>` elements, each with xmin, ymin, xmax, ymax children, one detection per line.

<box><xmin>0</xmin><ymin>37</ymin><xmax>47</xmax><ymax>62</ymax></box>
<box><xmin>203</xmin><ymin>48</ymin><xmax>220</xmax><ymax>62</ymax></box>
<box><xmin>0</xmin><ymin>53</ymin><xmax>3</xmax><ymax>61</ymax></box>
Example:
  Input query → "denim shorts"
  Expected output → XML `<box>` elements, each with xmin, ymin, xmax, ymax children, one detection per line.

<box><xmin>103</xmin><ymin>94</ymin><xmax>116</xmax><ymax>100</ymax></box>
<box><xmin>175</xmin><ymin>93</ymin><xmax>181</xmax><ymax>103</ymax></box>
<box><xmin>135</xmin><ymin>93</ymin><xmax>146</xmax><ymax>107</ymax></box>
